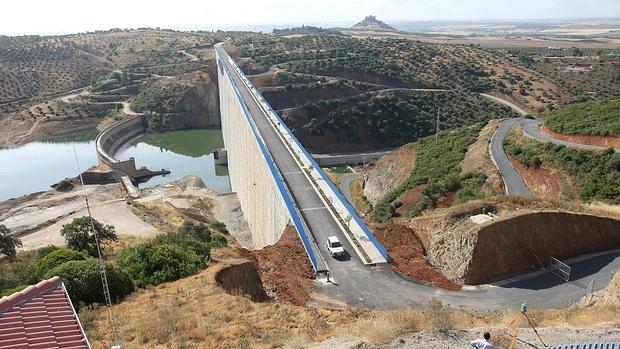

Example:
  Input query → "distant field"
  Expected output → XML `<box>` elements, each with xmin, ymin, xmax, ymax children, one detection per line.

<box><xmin>545</xmin><ymin>98</ymin><xmax>620</xmax><ymax>136</ymax></box>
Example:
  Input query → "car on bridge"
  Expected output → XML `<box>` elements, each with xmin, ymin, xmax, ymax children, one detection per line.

<box><xmin>326</xmin><ymin>236</ymin><xmax>345</xmax><ymax>258</ymax></box>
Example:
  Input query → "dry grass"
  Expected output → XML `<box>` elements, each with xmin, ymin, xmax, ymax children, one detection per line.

<box><xmin>84</xmin><ymin>252</ymin><xmax>620</xmax><ymax>348</ymax></box>
<box><xmin>350</xmin><ymin>179</ymin><xmax>372</xmax><ymax>213</ymax></box>
<box><xmin>85</xmin><ymin>260</ymin><xmax>359</xmax><ymax>349</ymax></box>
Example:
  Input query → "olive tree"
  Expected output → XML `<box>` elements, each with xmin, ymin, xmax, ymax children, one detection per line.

<box><xmin>60</xmin><ymin>217</ymin><xmax>117</xmax><ymax>256</ymax></box>
<box><xmin>0</xmin><ymin>225</ymin><xmax>22</xmax><ymax>260</ymax></box>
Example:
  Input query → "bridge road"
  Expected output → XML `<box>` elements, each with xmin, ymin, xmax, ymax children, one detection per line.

<box><xmin>216</xmin><ymin>43</ymin><xmax>620</xmax><ymax>310</ymax></box>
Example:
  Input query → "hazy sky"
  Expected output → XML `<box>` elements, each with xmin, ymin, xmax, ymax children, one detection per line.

<box><xmin>2</xmin><ymin>0</ymin><xmax>619</xmax><ymax>35</ymax></box>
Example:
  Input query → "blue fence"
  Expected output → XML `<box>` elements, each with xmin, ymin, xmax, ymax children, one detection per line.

<box><xmin>217</xmin><ymin>53</ymin><xmax>324</xmax><ymax>272</ymax></box>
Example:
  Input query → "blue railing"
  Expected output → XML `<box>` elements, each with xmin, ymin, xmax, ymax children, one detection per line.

<box><xmin>229</xmin><ymin>54</ymin><xmax>389</xmax><ymax>261</ymax></box>
<box><xmin>217</xmin><ymin>54</ymin><xmax>324</xmax><ymax>272</ymax></box>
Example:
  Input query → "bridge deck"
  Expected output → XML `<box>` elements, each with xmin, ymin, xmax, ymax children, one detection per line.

<box><xmin>216</xmin><ymin>45</ymin><xmax>379</xmax><ymax>267</ymax></box>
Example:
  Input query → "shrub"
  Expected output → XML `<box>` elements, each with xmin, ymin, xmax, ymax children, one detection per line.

<box><xmin>373</xmin><ymin>202</ymin><xmax>395</xmax><ymax>223</ymax></box>
<box><xmin>428</xmin><ymin>298</ymin><xmax>454</xmax><ymax>332</ymax></box>
<box><xmin>209</xmin><ymin>234</ymin><xmax>228</xmax><ymax>249</ymax></box>
<box><xmin>36</xmin><ymin>245</ymin><xmax>60</xmax><ymax>259</ymax></box>
<box><xmin>45</xmin><ymin>258</ymin><xmax>134</xmax><ymax>310</ymax></box>
<box><xmin>210</xmin><ymin>220</ymin><xmax>229</xmax><ymax>235</ymax></box>
<box><xmin>178</xmin><ymin>221</ymin><xmax>211</xmax><ymax>242</ymax></box>
<box><xmin>117</xmin><ymin>243</ymin><xmax>207</xmax><ymax>288</ymax></box>
<box><xmin>0</xmin><ymin>284</ymin><xmax>29</xmax><ymax>297</ymax></box>
<box><xmin>52</xmin><ymin>178</ymin><xmax>73</xmax><ymax>192</ymax></box>
<box><xmin>152</xmin><ymin>232</ymin><xmax>211</xmax><ymax>258</ymax></box>
<box><xmin>35</xmin><ymin>248</ymin><xmax>89</xmax><ymax>276</ymax></box>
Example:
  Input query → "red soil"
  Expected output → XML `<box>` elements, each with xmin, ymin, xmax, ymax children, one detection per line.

<box><xmin>370</xmin><ymin>223</ymin><xmax>462</xmax><ymax>291</ymax></box>
<box><xmin>395</xmin><ymin>184</ymin><xmax>426</xmax><ymax>215</ymax></box>
<box><xmin>540</xmin><ymin>124</ymin><xmax>620</xmax><ymax>149</ymax></box>
<box><xmin>509</xmin><ymin>156</ymin><xmax>561</xmax><ymax>200</ymax></box>
<box><xmin>252</xmin><ymin>226</ymin><xmax>315</xmax><ymax>305</ymax></box>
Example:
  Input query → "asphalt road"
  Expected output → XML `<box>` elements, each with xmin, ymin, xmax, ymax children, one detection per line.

<box><xmin>490</xmin><ymin>119</ymin><xmax>533</xmax><ymax>197</ymax></box>
<box><xmin>523</xmin><ymin>119</ymin><xmax>620</xmax><ymax>153</ymax></box>
<box><xmin>339</xmin><ymin>173</ymin><xmax>360</xmax><ymax>215</ymax></box>
<box><xmin>217</xmin><ymin>43</ymin><xmax>620</xmax><ymax>311</ymax></box>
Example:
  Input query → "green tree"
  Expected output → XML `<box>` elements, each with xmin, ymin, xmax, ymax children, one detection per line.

<box><xmin>0</xmin><ymin>225</ymin><xmax>22</xmax><ymax>260</ymax></box>
<box><xmin>45</xmin><ymin>259</ymin><xmax>134</xmax><ymax>311</ymax></box>
<box><xmin>60</xmin><ymin>217</ymin><xmax>117</xmax><ymax>256</ymax></box>
<box><xmin>35</xmin><ymin>248</ymin><xmax>89</xmax><ymax>276</ymax></box>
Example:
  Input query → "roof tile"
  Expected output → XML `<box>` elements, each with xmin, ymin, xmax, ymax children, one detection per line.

<box><xmin>0</xmin><ymin>276</ymin><xmax>91</xmax><ymax>349</ymax></box>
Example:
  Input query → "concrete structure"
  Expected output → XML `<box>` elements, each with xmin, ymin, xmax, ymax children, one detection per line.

<box><xmin>312</xmin><ymin>149</ymin><xmax>392</xmax><ymax>167</ymax></box>
<box><xmin>95</xmin><ymin>115</ymin><xmax>145</xmax><ymax>179</ymax></box>
<box><xmin>95</xmin><ymin>115</ymin><xmax>169</xmax><ymax>185</ymax></box>
<box><xmin>217</xmin><ymin>43</ymin><xmax>388</xmax><ymax>272</ymax></box>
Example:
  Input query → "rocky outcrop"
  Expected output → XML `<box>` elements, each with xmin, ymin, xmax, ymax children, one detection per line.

<box><xmin>363</xmin><ymin>146</ymin><xmax>416</xmax><ymax>205</ymax></box>
<box><xmin>351</xmin><ymin>16</ymin><xmax>397</xmax><ymax>32</ymax></box>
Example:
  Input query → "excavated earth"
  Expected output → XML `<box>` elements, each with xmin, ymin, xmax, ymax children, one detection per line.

<box><xmin>370</xmin><ymin>223</ymin><xmax>461</xmax><ymax>290</ymax></box>
<box><xmin>428</xmin><ymin>210</ymin><xmax>620</xmax><ymax>284</ymax></box>
<box><xmin>251</xmin><ymin>226</ymin><xmax>316</xmax><ymax>305</ymax></box>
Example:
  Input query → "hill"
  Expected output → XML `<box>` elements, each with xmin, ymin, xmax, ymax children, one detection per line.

<box><xmin>351</xmin><ymin>15</ymin><xmax>397</xmax><ymax>32</ymax></box>
<box><xmin>545</xmin><ymin>97</ymin><xmax>620</xmax><ymax>136</ymax></box>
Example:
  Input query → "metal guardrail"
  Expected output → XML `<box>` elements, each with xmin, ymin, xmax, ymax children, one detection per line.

<box><xmin>216</xmin><ymin>52</ymin><xmax>328</xmax><ymax>273</ymax></box>
<box><xmin>549</xmin><ymin>257</ymin><xmax>571</xmax><ymax>282</ymax></box>
<box><xmin>222</xmin><ymin>49</ymin><xmax>388</xmax><ymax>265</ymax></box>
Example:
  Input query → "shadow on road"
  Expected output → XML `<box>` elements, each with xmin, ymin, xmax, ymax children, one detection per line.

<box><xmin>332</xmin><ymin>250</ymin><xmax>352</xmax><ymax>262</ymax></box>
<box><xmin>498</xmin><ymin>250</ymin><xmax>620</xmax><ymax>291</ymax></box>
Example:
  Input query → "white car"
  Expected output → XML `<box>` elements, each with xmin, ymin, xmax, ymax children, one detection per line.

<box><xmin>326</xmin><ymin>236</ymin><xmax>345</xmax><ymax>258</ymax></box>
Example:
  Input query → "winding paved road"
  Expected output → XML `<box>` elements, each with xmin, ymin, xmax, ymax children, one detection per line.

<box><xmin>490</xmin><ymin>119</ymin><xmax>533</xmax><ymax>197</ymax></box>
<box><xmin>219</xmin><ymin>43</ymin><xmax>620</xmax><ymax>311</ymax></box>
<box><xmin>523</xmin><ymin>119</ymin><xmax>620</xmax><ymax>153</ymax></box>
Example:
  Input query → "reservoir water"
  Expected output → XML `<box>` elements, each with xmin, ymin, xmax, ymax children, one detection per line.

<box><xmin>115</xmin><ymin>129</ymin><xmax>230</xmax><ymax>193</ymax></box>
<box><xmin>0</xmin><ymin>128</ymin><xmax>229</xmax><ymax>201</ymax></box>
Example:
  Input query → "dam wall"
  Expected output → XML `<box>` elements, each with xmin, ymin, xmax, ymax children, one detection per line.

<box><xmin>218</xmin><ymin>57</ymin><xmax>294</xmax><ymax>250</ymax></box>
<box><xmin>95</xmin><ymin>115</ymin><xmax>145</xmax><ymax>178</ymax></box>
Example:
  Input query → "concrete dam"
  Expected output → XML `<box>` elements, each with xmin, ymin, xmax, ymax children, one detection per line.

<box><xmin>215</xmin><ymin>43</ymin><xmax>388</xmax><ymax>273</ymax></box>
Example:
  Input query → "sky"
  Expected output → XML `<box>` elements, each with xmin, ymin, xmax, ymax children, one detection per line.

<box><xmin>1</xmin><ymin>0</ymin><xmax>619</xmax><ymax>35</ymax></box>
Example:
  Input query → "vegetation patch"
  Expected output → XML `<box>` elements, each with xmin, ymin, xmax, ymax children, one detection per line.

<box><xmin>373</xmin><ymin>125</ymin><xmax>485</xmax><ymax>222</ymax></box>
<box><xmin>545</xmin><ymin>98</ymin><xmax>620</xmax><ymax>136</ymax></box>
<box><xmin>287</xmin><ymin>90</ymin><xmax>515</xmax><ymax>151</ymax></box>
<box><xmin>505</xmin><ymin>136</ymin><xmax>620</xmax><ymax>203</ymax></box>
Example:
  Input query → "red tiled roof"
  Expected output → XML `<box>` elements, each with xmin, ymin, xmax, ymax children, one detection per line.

<box><xmin>0</xmin><ymin>276</ymin><xmax>91</xmax><ymax>349</ymax></box>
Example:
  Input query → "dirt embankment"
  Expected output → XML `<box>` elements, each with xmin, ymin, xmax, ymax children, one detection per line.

<box><xmin>430</xmin><ymin>211</ymin><xmax>620</xmax><ymax>284</ymax></box>
<box><xmin>460</xmin><ymin>119</ymin><xmax>504</xmax><ymax>195</ymax></box>
<box><xmin>540</xmin><ymin>124</ymin><xmax>620</xmax><ymax>149</ymax></box>
<box><xmin>509</xmin><ymin>156</ymin><xmax>562</xmax><ymax>200</ymax></box>
<box><xmin>371</xmin><ymin>223</ymin><xmax>461</xmax><ymax>290</ymax></box>
<box><xmin>364</xmin><ymin>146</ymin><xmax>416</xmax><ymax>205</ymax></box>
<box><xmin>215</xmin><ymin>260</ymin><xmax>270</xmax><ymax>302</ymax></box>
<box><xmin>252</xmin><ymin>225</ymin><xmax>316</xmax><ymax>305</ymax></box>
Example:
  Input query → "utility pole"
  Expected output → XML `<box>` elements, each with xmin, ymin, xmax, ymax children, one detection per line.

<box><xmin>435</xmin><ymin>107</ymin><xmax>441</xmax><ymax>140</ymax></box>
